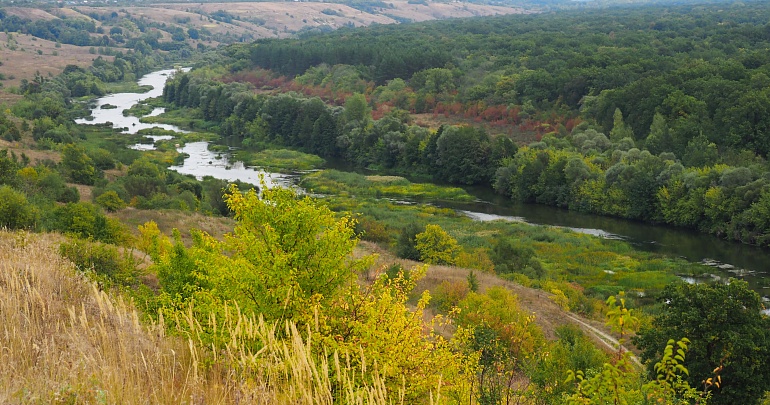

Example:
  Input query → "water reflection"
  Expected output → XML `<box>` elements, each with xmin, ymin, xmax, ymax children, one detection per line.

<box><xmin>75</xmin><ymin>69</ymin><xmax>189</xmax><ymax>134</ymax></box>
<box><xmin>168</xmin><ymin>142</ymin><xmax>299</xmax><ymax>189</ymax></box>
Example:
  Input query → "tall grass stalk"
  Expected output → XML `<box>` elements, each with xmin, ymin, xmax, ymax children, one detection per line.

<box><xmin>0</xmin><ymin>230</ymin><xmax>405</xmax><ymax>404</ymax></box>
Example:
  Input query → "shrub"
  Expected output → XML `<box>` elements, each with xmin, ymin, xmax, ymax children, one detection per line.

<box><xmin>47</xmin><ymin>202</ymin><xmax>128</xmax><ymax>244</ymax></box>
<box><xmin>432</xmin><ymin>280</ymin><xmax>469</xmax><ymax>312</ymax></box>
<box><xmin>395</xmin><ymin>222</ymin><xmax>423</xmax><ymax>260</ymax></box>
<box><xmin>415</xmin><ymin>224</ymin><xmax>461</xmax><ymax>265</ymax></box>
<box><xmin>87</xmin><ymin>148</ymin><xmax>115</xmax><ymax>170</ymax></box>
<box><xmin>355</xmin><ymin>216</ymin><xmax>391</xmax><ymax>243</ymax></box>
<box><xmin>59</xmin><ymin>239</ymin><xmax>139</xmax><ymax>286</ymax></box>
<box><xmin>0</xmin><ymin>185</ymin><xmax>36</xmax><ymax>229</ymax></box>
<box><xmin>456</xmin><ymin>247</ymin><xmax>495</xmax><ymax>272</ymax></box>
<box><xmin>96</xmin><ymin>190</ymin><xmax>127</xmax><ymax>212</ymax></box>
<box><xmin>61</xmin><ymin>143</ymin><xmax>99</xmax><ymax>185</ymax></box>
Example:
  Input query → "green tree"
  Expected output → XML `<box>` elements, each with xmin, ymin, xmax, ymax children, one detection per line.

<box><xmin>682</xmin><ymin>134</ymin><xmax>718</xmax><ymax>167</ymax></box>
<box><xmin>343</xmin><ymin>93</ymin><xmax>371</xmax><ymax>126</ymax></box>
<box><xmin>151</xmin><ymin>184</ymin><xmax>372</xmax><ymax>324</ymax></box>
<box><xmin>634</xmin><ymin>280</ymin><xmax>770</xmax><ymax>405</ymax></box>
<box><xmin>123</xmin><ymin>157</ymin><xmax>165</xmax><ymax>198</ymax></box>
<box><xmin>415</xmin><ymin>224</ymin><xmax>461</xmax><ymax>265</ymax></box>
<box><xmin>48</xmin><ymin>202</ymin><xmax>126</xmax><ymax>244</ymax></box>
<box><xmin>61</xmin><ymin>143</ymin><xmax>99</xmax><ymax>185</ymax></box>
<box><xmin>0</xmin><ymin>149</ymin><xmax>20</xmax><ymax>187</ymax></box>
<box><xmin>645</xmin><ymin>112</ymin><xmax>672</xmax><ymax>155</ymax></box>
<box><xmin>95</xmin><ymin>190</ymin><xmax>126</xmax><ymax>212</ymax></box>
<box><xmin>395</xmin><ymin>222</ymin><xmax>423</xmax><ymax>260</ymax></box>
<box><xmin>0</xmin><ymin>185</ymin><xmax>36</xmax><ymax>229</ymax></box>
<box><xmin>609</xmin><ymin>108</ymin><xmax>634</xmax><ymax>142</ymax></box>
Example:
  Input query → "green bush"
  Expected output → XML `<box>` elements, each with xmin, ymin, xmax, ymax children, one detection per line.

<box><xmin>354</xmin><ymin>216</ymin><xmax>391</xmax><ymax>243</ymax></box>
<box><xmin>395</xmin><ymin>222</ymin><xmax>423</xmax><ymax>260</ymax></box>
<box><xmin>415</xmin><ymin>224</ymin><xmax>461</xmax><ymax>265</ymax></box>
<box><xmin>61</xmin><ymin>143</ymin><xmax>100</xmax><ymax>185</ymax></box>
<box><xmin>47</xmin><ymin>202</ymin><xmax>128</xmax><ymax>244</ymax></box>
<box><xmin>95</xmin><ymin>190</ymin><xmax>127</xmax><ymax>212</ymax></box>
<box><xmin>0</xmin><ymin>185</ymin><xmax>36</xmax><ymax>229</ymax></box>
<box><xmin>59</xmin><ymin>239</ymin><xmax>139</xmax><ymax>286</ymax></box>
<box><xmin>87</xmin><ymin>148</ymin><xmax>116</xmax><ymax>170</ymax></box>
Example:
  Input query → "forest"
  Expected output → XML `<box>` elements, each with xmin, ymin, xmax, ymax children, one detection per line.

<box><xmin>154</xmin><ymin>1</ymin><xmax>770</xmax><ymax>246</ymax></box>
<box><xmin>3</xmin><ymin>1</ymin><xmax>770</xmax><ymax>404</ymax></box>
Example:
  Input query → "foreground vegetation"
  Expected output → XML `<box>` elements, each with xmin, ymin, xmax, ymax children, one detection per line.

<box><xmin>3</xmin><ymin>1</ymin><xmax>770</xmax><ymax>403</ymax></box>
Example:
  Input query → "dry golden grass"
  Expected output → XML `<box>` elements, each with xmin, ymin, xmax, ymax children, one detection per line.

<box><xmin>0</xmin><ymin>230</ymin><xmax>209</xmax><ymax>404</ymax></box>
<box><xmin>381</xmin><ymin>0</ymin><xmax>531</xmax><ymax>22</ymax></box>
<box><xmin>365</xmin><ymin>175</ymin><xmax>407</xmax><ymax>183</ymax></box>
<box><xmin>109</xmin><ymin>208</ymin><xmax>235</xmax><ymax>246</ymax></box>
<box><xmin>0</xmin><ymin>230</ymin><xmax>398</xmax><ymax>404</ymax></box>
<box><xmin>0</xmin><ymin>32</ymin><xmax>112</xmax><ymax>87</ymax></box>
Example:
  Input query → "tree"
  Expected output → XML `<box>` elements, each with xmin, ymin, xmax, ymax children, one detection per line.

<box><xmin>343</xmin><ymin>93</ymin><xmax>371</xmax><ymax>126</ymax></box>
<box><xmin>0</xmin><ymin>185</ymin><xmax>36</xmax><ymax>229</ymax></box>
<box><xmin>151</xmin><ymin>184</ymin><xmax>372</xmax><ymax>324</ymax></box>
<box><xmin>609</xmin><ymin>108</ymin><xmax>634</xmax><ymax>142</ymax></box>
<box><xmin>433</xmin><ymin>125</ymin><xmax>493</xmax><ymax>185</ymax></box>
<box><xmin>48</xmin><ymin>202</ymin><xmax>126</xmax><ymax>244</ymax></box>
<box><xmin>634</xmin><ymin>280</ymin><xmax>770</xmax><ymax>405</ymax></box>
<box><xmin>567</xmin><ymin>293</ymin><xmax>708</xmax><ymax>405</ymax></box>
<box><xmin>415</xmin><ymin>224</ymin><xmax>461</xmax><ymax>265</ymax></box>
<box><xmin>95</xmin><ymin>190</ymin><xmax>126</xmax><ymax>212</ymax></box>
<box><xmin>61</xmin><ymin>143</ymin><xmax>99</xmax><ymax>185</ymax></box>
<box><xmin>395</xmin><ymin>222</ymin><xmax>423</xmax><ymax>260</ymax></box>
<box><xmin>455</xmin><ymin>287</ymin><xmax>544</xmax><ymax>404</ymax></box>
<box><xmin>645</xmin><ymin>112</ymin><xmax>672</xmax><ymax>155</ymax></box>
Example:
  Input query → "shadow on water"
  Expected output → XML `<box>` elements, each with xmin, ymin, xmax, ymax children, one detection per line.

<box><xmin>448</xmin><ymin>185</ymin><xmax>770</xmax><ymax>293</ymax></box>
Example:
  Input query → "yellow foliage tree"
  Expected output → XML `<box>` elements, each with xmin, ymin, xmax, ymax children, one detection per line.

<box><xmin>415</xmin><ymin>224</ymin><xmax>461</xmax><ymax>265</ymax></box>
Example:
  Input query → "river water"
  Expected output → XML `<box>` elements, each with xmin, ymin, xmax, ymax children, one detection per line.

<box><xmin>77</xmin><ymin>68</ymin><xmax>770</xmax><ymax>296</ymax></box>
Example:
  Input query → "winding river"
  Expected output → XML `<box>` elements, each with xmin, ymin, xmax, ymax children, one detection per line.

<box><xmin>78</xmin><ymin>68</ymin><xmax>770</xmax><ymax>296</ymax></box>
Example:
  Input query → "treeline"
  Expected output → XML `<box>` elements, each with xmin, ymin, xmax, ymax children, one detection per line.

<box><xmin>165</xmin><ymin>59</ymin><xmax>770</xmax><ymax>246</ymax></box>
<box><xmin>194</xmin><ymin>2</ymin><xmax>770</xmax><ymax>246</ymax></box>
<box><xmin>0</xmin><ymin>8</ymin><xmax>203</xmax><ymax>54</ymax></box>
<box><xmin>494</xmin><ymin>125</ymin><xmax>770</xmax><ymax>245</ymax></box>
<box><xmin>245</xmin><ymin>2</ymin><xmax>770</xmax><ymax>153</ymax></box>
<box><xmin>0</xmin><ymin>10</ymin><xmax>101</xmax><ymax>46</ymax></box>
<box><xmin>164</xmin><ymin>71</ymin><xmax>518</xmax><ymax>185</ymax></box>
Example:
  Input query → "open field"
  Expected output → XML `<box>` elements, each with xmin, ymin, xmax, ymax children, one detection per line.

<box><xmin>155</xmin><ymin>1</ymin><xmax>530</xmax><ymax>33</ymax></box>
<box><xmin>0</xmin><ymin>32</ymin><xmax>111</xmax><ymax>88</ymax></box>
<box><xmin>0</xmin><ymin>1</ymin><xmax>531</xmax><ymax>86</ymax></box>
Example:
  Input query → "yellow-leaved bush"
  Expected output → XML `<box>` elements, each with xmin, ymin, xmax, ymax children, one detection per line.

<box><xmin>142</xmin><ymin>184</ymin><xmax>473</xmax><ymax>402</ymax></box>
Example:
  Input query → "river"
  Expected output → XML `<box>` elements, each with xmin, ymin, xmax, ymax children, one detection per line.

<box><xmin>77</xmin><ymin>68</ymin><xmax>770</xmax><ymax>297</ymax></box>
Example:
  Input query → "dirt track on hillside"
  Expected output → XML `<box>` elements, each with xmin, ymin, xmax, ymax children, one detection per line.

<box><xmin>358</xmin><ymin>241</ymin><xmax>641</xmax><ymax>363</ymax></box>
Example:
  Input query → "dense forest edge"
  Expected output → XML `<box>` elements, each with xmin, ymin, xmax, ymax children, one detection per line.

<box><xmin>160</xmin><ymin>1</ymin><xmax>770</xmax><ymax>247</ymax></box>
<box><xmin>3</xmin><ymin>1</ymin><xmax>770</xmax><ymax>404</ymax></box>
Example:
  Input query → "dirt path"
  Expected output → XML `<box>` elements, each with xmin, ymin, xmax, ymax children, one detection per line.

<box><xmin>563</xmin><ymin>312</ymin><xmax>642</xmax><ymax>367</ymax></box>
<box><xmin>357</xmin><ymin>241</ymin><xmax>643</xmax><ymax>366</ymax></box>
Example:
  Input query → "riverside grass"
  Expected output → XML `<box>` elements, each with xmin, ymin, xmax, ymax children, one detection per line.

<box><xmin>302</xmin><ymin>169</ymin><xmax>475</xmax><ymax>202</ymax></box>
<box><xmin>321</xmin><ymin>194</ymin><xmax>706</xmax><ymax>305</ymax></box>
<box><xmin>0</xmin><ymin>230</ymin><xmax>404</xmax><ymax>404</ymax></box>
<box><xmin>233</xmin><ymin>148</ymin><xmax>326</xmax><ymax>171</ymax></box>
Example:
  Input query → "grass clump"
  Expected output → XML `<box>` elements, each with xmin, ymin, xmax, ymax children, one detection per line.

<box><xmin>302</xmin><ymin>169</ymin><xmax>475</xmax><ymax>202</ymax></box>
<box><xmin>234</xmin><ymin>148</ymin><xmax>325</xmax><ymax>171</ymax></box>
